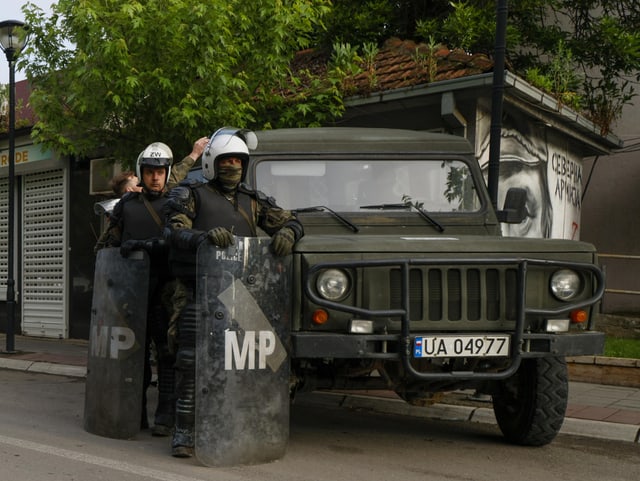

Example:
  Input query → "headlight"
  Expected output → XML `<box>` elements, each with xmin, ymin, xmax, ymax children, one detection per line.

<box><xmin>316</xmin><ymin>269</ymin><xmax>350</xmax><ymax>301</ymax></box>
<box><xmin>550</xmin><ymin>269</ymin><xmax>581</xmax><ymax>301</ymax></box>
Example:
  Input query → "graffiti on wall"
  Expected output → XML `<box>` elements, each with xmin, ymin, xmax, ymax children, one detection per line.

<box><xmin>476</xmin><ymin>105</ymin><xmax>582</xmax><ymax>240</ymax></box>
<box><xmin>551</xmin><ymin>151</ymin><xmax>582</xmax><ymax>209</ymax></box>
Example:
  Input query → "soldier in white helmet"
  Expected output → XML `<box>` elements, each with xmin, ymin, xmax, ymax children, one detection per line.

<box><xmin>164</xmin><ymin>127</ymin><xmax>303</xmax><ymax>458</ymax></box>
<box><xmin>96</xmin><ymin>137</ymin><xmax>208</xmax><ymax>436</ymax></box>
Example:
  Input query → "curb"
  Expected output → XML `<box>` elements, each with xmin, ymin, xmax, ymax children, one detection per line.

<box><xmin>0</xmin><ymin>357</ymin><xmax>87</xmax><ymax>379</ymax></box>
<box><xmin>298</xmin><ymin>391</ymin><xmax>640</xmax><ymax>444</ymax></box>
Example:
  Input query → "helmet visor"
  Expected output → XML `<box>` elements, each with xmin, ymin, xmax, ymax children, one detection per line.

<box><xmin>207</xmin><ymin>127</ymin><xmax>258</xmax><ymax>152</ymax></box>
<box><xmin>140</xmin><ymin>157</ymin><xmax>171</xmax><ymax>167</ymax></box>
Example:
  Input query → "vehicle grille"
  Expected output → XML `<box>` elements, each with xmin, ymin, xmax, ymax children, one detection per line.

<box><xmin>390</xmin><ymin>267</ymin><xmax>518</xmax><ymax>322</ymax></box>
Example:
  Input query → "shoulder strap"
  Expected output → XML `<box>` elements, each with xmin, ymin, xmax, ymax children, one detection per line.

<box><xmin>236</xmin><ymin>197</ymin><xmax>257</xmax><ymax>236</ymax></box>
<box><xmin>142</xmin><ymin>195</ymin><xmax>163</xmax><ymax>228</ymax></box>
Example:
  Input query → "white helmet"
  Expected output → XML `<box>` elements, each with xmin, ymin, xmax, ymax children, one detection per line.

<box><xmin>136</xmin><ymin>142</ymin><xmax>173</xmax><ymax>186</ymax></box>
<box><xmin>202</xmin><ymin>127</ymin><xmax>258</xmax><ymax>181</ymax></box>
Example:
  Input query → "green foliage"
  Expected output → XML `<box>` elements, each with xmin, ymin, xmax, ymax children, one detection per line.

<box><xmin>508</xmin><ymin>0</ymin><xmax>640</xmax><ymax>133</ymax></box>
<box><xmin>312</xmin><ymin>0</ymin><xmax>396</xmax><ymax>48</ymax></box>
<box><xmin>412</xmin><ymin>37</ymin><xmax>440</xmax><ymax>83</ymax></box>
<box><xmin>21</xmin><ymin>0</ymin><xmax>331</xmax><ymax>163</ymax></box>
<box><xmin>0</xmin><ymin>84</ymin><xmax>7</xmax><ymax>131</ymax></box>
<box><xmin>604</xmin><ymin>337</ymin><xmax>640</xmax><ymax>359</ymax></box>
<box><xmin>440</xmin><ymin>1</ymin><xmax>497</xmax><ymax>53</ymax></box>
<box><xmin>525</xmin><ymin>68</ymin><xmax>553</xmax><ymax>92</ymax></box>
<box><xmin>259</xmin><ymin>69</ymin><xmax>345</xmax><ymax>129</ymax></box>
<box><xmin>362</xmin><ymin>42</ymin><xmax>379</xmax><ymax>90</ymax></box>
<box><xmin>416</xmin><ymin>1</ymin><xmax>520</xmax><ymax>55</ymax></box>
<box><xmin>525</xmin><ymin>40</ymin><xmax>583</xmax><ymax>111</ymax></box>
<box><xmin>329</xmin><ymin>43</ymin><xmax>363</xmax><ymax>94</ymax></box>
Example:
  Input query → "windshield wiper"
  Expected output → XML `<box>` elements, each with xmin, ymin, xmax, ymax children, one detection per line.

<box><xmin>360</xmin><ymin>203</ymin><xmax>409</xmax><ymax>210</ymax></box>
<box><xmin>360</xmin><ymin>203</ymin><xmax>445</xmax><ymax>232</ymax></box>
<box><xmin>295</xmin><ymin>206</ymin><xmax>359</xmax><ymax>233</ymax></box>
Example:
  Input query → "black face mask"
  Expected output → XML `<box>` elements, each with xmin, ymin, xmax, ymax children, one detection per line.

<box><xmin>216</xmin><ymin>165</ymin><xmax>243</xmax><ymax>192</ymax></box>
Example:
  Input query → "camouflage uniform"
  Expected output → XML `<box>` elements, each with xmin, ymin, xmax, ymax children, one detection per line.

<box><xmin>167</xmin><ymin>155</ymin><xmax>196</xmax><ymax>190</ymax></box>
<box><xmin>163</xmin><ymin>179</ymin><xmax>303</xmax><ymax>456</ymax></box>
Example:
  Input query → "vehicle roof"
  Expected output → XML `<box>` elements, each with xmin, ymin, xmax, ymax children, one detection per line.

<box><xmin>252</xmin><ymin>127</ymin><xmax>474</xmax><ymax>155</ymax></box>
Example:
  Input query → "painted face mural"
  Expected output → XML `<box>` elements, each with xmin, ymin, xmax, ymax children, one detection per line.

<box><xmin>477</xmin><ymin>106</ymin><xmax>582</xmax><ymax>240</ymax></box>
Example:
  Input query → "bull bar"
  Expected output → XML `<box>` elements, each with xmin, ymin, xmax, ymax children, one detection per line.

<box><xmin>301</xmin><ymin>257</ymin><xmax>606</xmax><ymax>381</ymax></box>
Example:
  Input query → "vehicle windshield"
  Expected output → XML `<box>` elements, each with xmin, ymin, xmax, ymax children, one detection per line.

<box><xmin>254</xmin><ymin>159</ymin><xmax>481</xmax><ymax>213</ymax></box>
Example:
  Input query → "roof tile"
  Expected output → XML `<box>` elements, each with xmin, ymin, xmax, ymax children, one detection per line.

<box><xmin>291</xmin><ymin>37</ymin><xmax>494</xmax><ymax>97</ymax></box>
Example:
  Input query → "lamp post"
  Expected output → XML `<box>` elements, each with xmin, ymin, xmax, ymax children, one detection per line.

<box><xmin>0</xmin><ymin>20</ymin><xmax>29</xmax><ymax>353</ymax></box>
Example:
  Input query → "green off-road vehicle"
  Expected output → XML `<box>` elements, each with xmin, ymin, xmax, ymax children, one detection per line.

<box><xmin>196</xmin><ymin>127</ymin><xmax>605</xmax><ymax>447</ymax></box>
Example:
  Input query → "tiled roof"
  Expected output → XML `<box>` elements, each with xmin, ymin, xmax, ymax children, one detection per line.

<box><xmin>15</xmin><ymin>80</ymin><xmax>36</xmax><ymax>126</ymax></box>
<box><xmin>0</xmin><ymin>79</ymin><xmax>36</xmax><ymax>132</ymax></box>
<box><xmin>291</xmin><ymin>37</ymin><xmax>495</xmax><ymax>96</ymax></box>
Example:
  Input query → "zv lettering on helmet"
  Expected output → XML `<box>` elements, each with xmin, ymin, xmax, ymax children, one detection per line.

<box><xmin>218</xmin><ymin>279</ymin><xmax>287</xmax><ymax>372</ymax></box>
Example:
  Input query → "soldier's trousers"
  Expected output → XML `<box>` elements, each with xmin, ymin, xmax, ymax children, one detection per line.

<box><xmin>143</xmin><ymin>278</ymin><xmax>176</xmax><ymax>430</ymax></box>
<box><xmin>172</xmin><ymin>292</ymin><xmax>197</xmax><ymax>448</ymax></box>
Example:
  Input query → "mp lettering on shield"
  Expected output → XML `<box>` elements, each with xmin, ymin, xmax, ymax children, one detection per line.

<box><xmin>90</xmin><ymin>325</ymin><xmax>136</xmax><ymax>359</ymax></box>
<box><xmin>225</xmin><ymin>329</ymin><xmax>276</xmax><ymax>370</ymax></box>
<box><xmin>218</xmin><ymin>279</ymin><xmax>288</xmax><ymax>372</ymax></box>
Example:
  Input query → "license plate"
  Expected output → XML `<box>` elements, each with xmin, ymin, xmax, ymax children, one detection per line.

<box><xmin>413</xmin><ymin>335</ymin><xmax>510</xmax><ymax>358</ymax></box>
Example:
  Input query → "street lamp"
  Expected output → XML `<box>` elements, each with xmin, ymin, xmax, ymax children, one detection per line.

<box><xmin>0</xmin><ymin>20</ymin><xmax>29</xmax><ymax>353</ymax></box>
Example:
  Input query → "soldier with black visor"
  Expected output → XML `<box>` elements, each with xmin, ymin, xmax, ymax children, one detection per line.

<box><xmin>163</xmin><ymin>127</ymin><xmax>303</xmax><ymax>458</ymax></box>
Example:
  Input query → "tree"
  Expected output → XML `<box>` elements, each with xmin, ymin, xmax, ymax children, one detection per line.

<box><xmin>21</xmin><ymin>0</ymin><xmax>640</xmax><ymax>157</ymax></box>
<box><xmin>506</xmin><ymin>0</ymin><xmax>640</xmax><ymax>134</ymax></box>
<box><xmin>21</xmin><ymin>0</ymin><xmax>331</xmax><ymax>162</ymax></box>
<box><xmin>313</xmin><ymin>0</ymin><xmax>640</xmax><ymax>135</ymax></box>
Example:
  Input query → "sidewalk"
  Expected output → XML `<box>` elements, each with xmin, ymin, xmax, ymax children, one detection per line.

<box><xmin>1</xmin><ymin>334</ymin><xmax>639</xmax><ymax>443</ymax></box>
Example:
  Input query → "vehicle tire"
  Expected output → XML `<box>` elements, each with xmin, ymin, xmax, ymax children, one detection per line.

<box><xmin>492</xmin><ymin>356</ymin><xmax>568</xmax><ymax>446</ymax></box>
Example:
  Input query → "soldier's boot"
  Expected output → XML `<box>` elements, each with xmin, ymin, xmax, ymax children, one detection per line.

<box><xmin>171</xmin><ymin>376</ymin><xmax>195</xmax><ymax>457</ymax></box>
<box><xmin>171</xmin><ymin>304</ymin><xmax>196</xmax><ymax>458</ymax></box>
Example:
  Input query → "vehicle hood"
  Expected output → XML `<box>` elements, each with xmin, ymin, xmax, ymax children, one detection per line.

<box><xmin>294</xmin><ymin>234</ymin><xmax>597</xmax><ymax>256</ymax></box>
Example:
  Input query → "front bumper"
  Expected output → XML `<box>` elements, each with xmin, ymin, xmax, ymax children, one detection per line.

<box><xmin>292</xmin><ymin>330</ymin><xmax>605</xmax><ymax>359</ymax></box>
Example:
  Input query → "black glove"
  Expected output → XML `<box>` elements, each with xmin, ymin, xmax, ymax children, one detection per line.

<box><xmin>208</xmin><ymin>227</ymin><xmax>235</xmax><ymax>248</ymax></box>
<box><xmin>141</xmin><ymin>237</ymin><xmax>167</xmax><ymax>255</ymax></box>
<box><xmin>120</xmin><ymin>239</ymin><xmax>143</xmax><ymax>258</ymax></box>
<box><xmin>270</xmin><ymin>227</ymin><xmax>295</xmax><ymax>256</ymax></box>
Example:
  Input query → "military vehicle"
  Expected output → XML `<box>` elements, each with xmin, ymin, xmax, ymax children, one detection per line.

<box><xmin>191</xmin><ymin>127</ymin><xmax>604</xmax><ymax>448</ymax></box>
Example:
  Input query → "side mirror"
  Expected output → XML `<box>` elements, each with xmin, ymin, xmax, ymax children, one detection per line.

<box><xmin>496</xmin><ymin>187</ymin><xmax>528</xmax><ymax>223</ymax></box>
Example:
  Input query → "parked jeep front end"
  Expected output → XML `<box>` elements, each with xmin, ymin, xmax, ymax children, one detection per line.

<box><xmin>206</xmin><ymin>127</ymin><xmax>606</xmax><ymax>446</ymax></box>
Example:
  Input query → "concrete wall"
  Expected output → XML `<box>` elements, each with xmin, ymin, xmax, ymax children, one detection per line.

<box><xmin>581</xmin><ymin>99</ymin><xmax>640</xmax><ymax>315</ymax></box>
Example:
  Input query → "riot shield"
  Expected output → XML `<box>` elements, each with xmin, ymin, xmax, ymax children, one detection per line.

<box><xmin>84</xmin><ymin>247</ymin><xmax>149</xmax><ymax>439</ymax></box>
<box><xmin>195</xmin><ymin>237</ymin><xmax>291</xmax><ymax>467</ymax></box>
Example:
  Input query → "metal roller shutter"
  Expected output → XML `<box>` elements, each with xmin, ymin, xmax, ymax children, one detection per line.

<box><xmin>0</xmin><ymin>178</ymin><xmax>7</xmax><ymax>301</ymax></box>
<box><xmin>21</xmin><ymin>169</ymin><xmax>68</xmax><ymax>338</ymax></box>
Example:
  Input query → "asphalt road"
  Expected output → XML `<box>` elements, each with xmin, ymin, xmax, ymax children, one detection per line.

<box><xmin>1</xmin><ymin>369</ymin><xmax>638</xmax><ymax>481</ymax></box>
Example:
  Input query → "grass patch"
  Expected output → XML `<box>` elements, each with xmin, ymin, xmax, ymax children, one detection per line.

<box><xmin>604</xmin><ymin>337</ymin><xmax>640</xmax><ymax>359</ymax></box>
